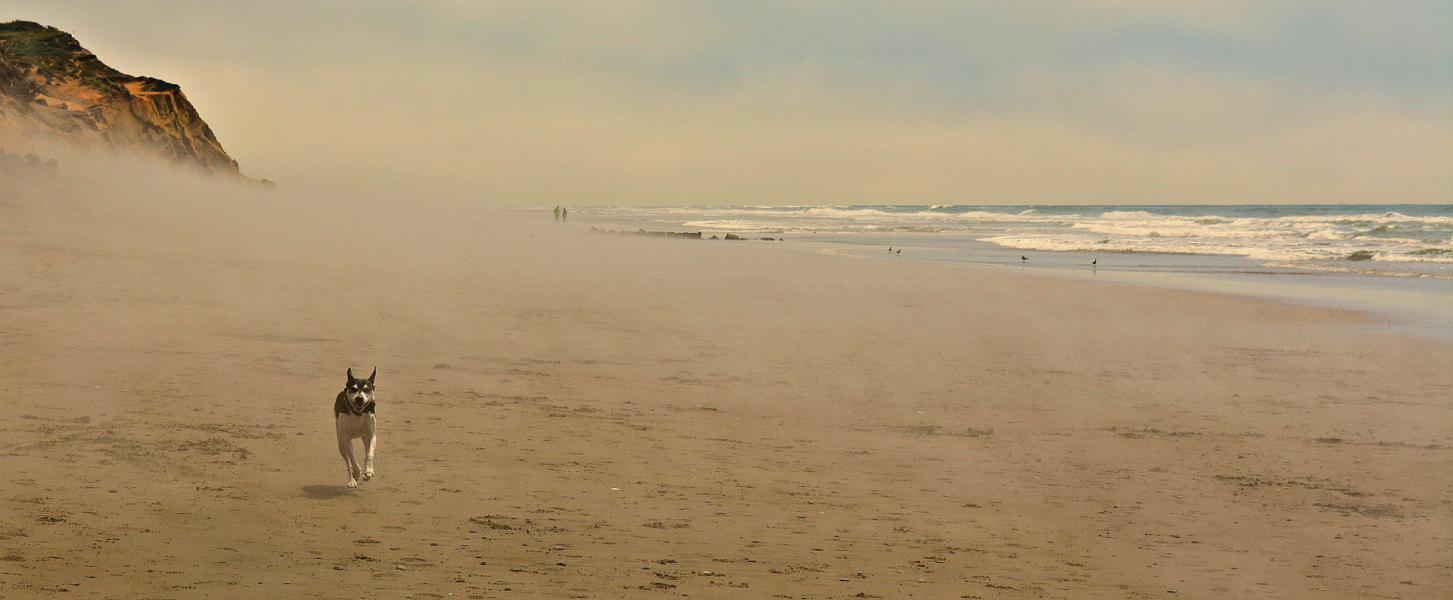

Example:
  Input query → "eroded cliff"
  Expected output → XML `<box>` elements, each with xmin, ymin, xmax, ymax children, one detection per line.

<box><xmin>0</xmin><ymin>20</ymin><xmax>244</xmax><ymax>177</ymax></box>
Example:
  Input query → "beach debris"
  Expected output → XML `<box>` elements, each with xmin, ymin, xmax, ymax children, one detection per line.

<box><xmin>896</xmin><ymin>424</ymin><xmax>992</xmax><ymax>438</ymax></box>
<box><xmin>467</xmin><ymin>516</ymin><xmax>515</xmax><ymax>530</ymax></box>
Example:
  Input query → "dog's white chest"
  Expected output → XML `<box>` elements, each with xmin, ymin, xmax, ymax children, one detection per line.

<box><xmin>336</xmin><ymin>413</ymin><xmax>374</xmax><ymax>439</ymax></box>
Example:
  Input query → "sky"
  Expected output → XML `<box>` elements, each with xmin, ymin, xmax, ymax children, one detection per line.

<box><xmin>3</xmin><ymin>1</ymin><xmax>1450</xmax><ymax>205</ymax></box>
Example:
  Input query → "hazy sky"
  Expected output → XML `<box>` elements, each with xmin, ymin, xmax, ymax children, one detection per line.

<box><xmin>5</xmin><ymin>1</ymin><xmax>1450</xmax><ymax>205</ymax></box>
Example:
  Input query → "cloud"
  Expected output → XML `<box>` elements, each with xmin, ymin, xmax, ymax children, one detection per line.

<box><xmin>3</xmin><ymin>1</ymin><xmax>1449</xmax><ymax>204</ymax></box>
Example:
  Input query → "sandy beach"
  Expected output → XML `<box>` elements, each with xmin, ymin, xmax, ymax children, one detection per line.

<box><xmin>1</xmin><ymin>191</ymin><xmax>1450</xmax><ymax>599</ymax></box>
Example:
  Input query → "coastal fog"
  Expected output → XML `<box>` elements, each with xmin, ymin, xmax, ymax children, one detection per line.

<box><xmin>1</xmin><ymin>168</ymin><xmax>1450</xmax><ymax>598</ymax></box>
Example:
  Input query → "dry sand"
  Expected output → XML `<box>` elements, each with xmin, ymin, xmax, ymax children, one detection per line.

<box><xmin>1</xmin><ymin>187</ymin><xmax>1450</xmax><ymax>599</ymax></box>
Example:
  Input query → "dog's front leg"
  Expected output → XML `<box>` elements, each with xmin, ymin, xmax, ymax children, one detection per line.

<box><xmin>337</xmin><ymin>418</ymin><xmax>360</xmax><ymax>488</ymax></box>
<box><xmin>361</xmin><ymin>416</ymin><xmax>376</xmax><ymax>481</ymax></box>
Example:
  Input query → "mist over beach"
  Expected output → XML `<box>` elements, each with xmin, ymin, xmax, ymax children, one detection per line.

<box><xmin>2</xmin><ymin>3</ymin><xmax>1451</xmax><ymax>599</ymax></box>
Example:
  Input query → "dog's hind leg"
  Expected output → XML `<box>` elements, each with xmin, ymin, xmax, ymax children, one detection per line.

<box><xmin>361</xmin><ymin>417</ymin><xmax>376</xmax><ymax>481</ymax></box>
<box><xmin>337</xmin><ymin>420</ymin><xmax>360</xmax><ymax>488</ymax></box>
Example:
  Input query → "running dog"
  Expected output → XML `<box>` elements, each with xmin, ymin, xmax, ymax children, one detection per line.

<box><xmin>334</xmin><ymin>368</ymin><xmax>378</xmax><ymax>488</ymax></box>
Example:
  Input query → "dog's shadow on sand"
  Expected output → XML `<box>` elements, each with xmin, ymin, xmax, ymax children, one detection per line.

<box><xmin>301</xmin><ymin>485</ymin><xmax>356</xmax><ymax>500</ymax></box>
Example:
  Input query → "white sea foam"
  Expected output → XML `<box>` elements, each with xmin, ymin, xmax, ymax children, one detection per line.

<box><xmin>1305</xmin><ymin>229</ymin><xmax>1348</xmax><ymax>241</ymax></box>
<box><xmin>680</xmin><ymin>219</ymin><xmax>779</xmax><ymax>231</ymax></box>
<box><xmin>580</xmin><ymin>204</ymin><xmax>1453</xmax><ymax>276</ymax></box>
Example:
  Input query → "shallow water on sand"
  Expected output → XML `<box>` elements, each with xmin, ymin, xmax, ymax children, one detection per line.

<box><xmin>571</xmin><ymin>209</ymin><xmax>1453</xmax><ymax>340</ymax></box>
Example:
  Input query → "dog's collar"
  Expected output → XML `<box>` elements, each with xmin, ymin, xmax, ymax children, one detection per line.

<box><xmin>342</xmin><ymin>400</ymin><xmax>376</xmax><ymax>416</ymax></box>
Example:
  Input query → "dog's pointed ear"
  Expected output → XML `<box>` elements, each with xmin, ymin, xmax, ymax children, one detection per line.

<box><xmin>347</xmin><ymin>368</ymin><xmax>355</xmax><ymax>382</ymax></box>
<box><xmin>368</xmin><ymin>367</ymin><xmax>377</xmax><ymax>383</ymax></box>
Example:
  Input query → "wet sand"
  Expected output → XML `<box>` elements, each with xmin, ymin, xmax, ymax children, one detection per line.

<box><xmin>1</xmin><ymin>195</ymin><xmax>1450</xmax><ymax>599</ymax></box>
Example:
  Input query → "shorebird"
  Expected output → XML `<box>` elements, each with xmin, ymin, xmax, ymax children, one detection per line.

<box><xmin>1020</xmin><ymin>255</ymin><xmax>1028</xmax><ymax>262</ymax></box>
<box><xmin>1091</xmin><ymin>259</ymin><xmax>1097</xmax><ymax>266</ymax></box>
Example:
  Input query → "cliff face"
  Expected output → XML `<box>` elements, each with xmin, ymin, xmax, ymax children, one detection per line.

<box><xmin>0</xmin><ymin>20</ymin><xmax>243</xmax><ymax>176</ymax></box>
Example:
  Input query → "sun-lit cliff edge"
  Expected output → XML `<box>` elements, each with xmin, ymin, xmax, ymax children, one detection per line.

<box><xmin>0</xmin><ymin>20</ymin><xmax>250</xmax><ymax>179</ymax></box>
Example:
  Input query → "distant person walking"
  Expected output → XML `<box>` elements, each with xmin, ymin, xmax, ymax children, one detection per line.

<box><xmin>562</xmin><ymin>207</ymin><xmax>568</xmax><ymax>223</ymax></box>
<box><xmin>553</xmin><ymin>206</ymin><xmax>561</xmax><ymax>221</ymax></box>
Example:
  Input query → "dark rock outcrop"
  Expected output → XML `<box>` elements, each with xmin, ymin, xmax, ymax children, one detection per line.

<box><xmin>590</xmin><ymin>227</ymin><xmax>704</xmax><ymax>239</ymax></box>
<box><xmin>588</xmin><ymin>227</ymin><xmax>782</xmax><ymax>242</ymax></box>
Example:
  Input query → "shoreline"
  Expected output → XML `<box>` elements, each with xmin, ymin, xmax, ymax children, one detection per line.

<box><xmin>574</xmin><ymin>218</ymin><xmax>1453</xmax><ymax>341</ymax></box>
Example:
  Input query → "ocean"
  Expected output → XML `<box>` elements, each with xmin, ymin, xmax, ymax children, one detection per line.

<box><xmin>576</xmin><ymin>204</ymin><xmax>1453</xmax><ymax>279</ymax></box>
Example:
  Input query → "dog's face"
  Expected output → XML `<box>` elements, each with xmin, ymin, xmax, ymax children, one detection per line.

<box><xmin>343</xmin><ymin>367</ymin><xmax>377</xmax><ymax>412</ymax></box>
